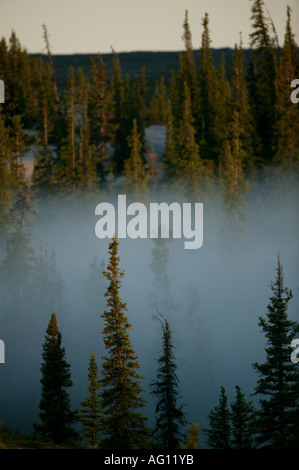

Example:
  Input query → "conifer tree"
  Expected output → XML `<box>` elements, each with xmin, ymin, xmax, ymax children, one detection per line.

<box><xmin>171</xmin><ymin>10</ymin><xmax>199</xmax><ymax>132</ymax></box>
<box><xmin>110</xmin><ymin>49</ymin><xmax>127</xmax><ymax>174</ymax></box>
<box><xmin>149</xmin><ymin>75</ymin><xmax>168</xmax><ymax>125</ymax></box>
<box><xmin>123</xmin><ymin>119</ymin><xmax>148</xmax><ymax>199</ymax></box>
<box><xmin>32</xmin><ymin>60</ymin><xmax>57</xmax><ymax>191</ymax></box>
<box><xmin>133</xmin><ymin>66</ymin><xmax>148</xmax><ymax>147</ymax></box>
<box><xmin>211</xmin><ymin>53</ymin><xmax>231</xmax><ymax>160</ymax></box>
<box><xmin>55</xmin><ymin>66</ymin><xmax>77</xmax><ymax>191</ymax></box>
<box><xmin>0</xmin><ymin>108</ymin><xmax>13</xmax><ymax>230</ymax></box>
<box><xmin>249</xmin><ymin>0</ymin><xmax>277</xmax><ymax>164</ymax></box>
<box><xmin>284</xmin><ymin>6</ymin><xmax>299</xmax><ymax>74</ymax></box>
<box><xmin>79</xmin><ymin>352</ymin><xmax>102</xmax><ymax>448</ymax></box>
<box><xmin>89</xmin><ymin>54</ymin><xmax>115</xmax><ymax>183</ymax></box>
<box><xmin>10</xmin><ymin>114</ymin><xmax>27</xmax><ymax>188</ymax></box>
<box><xmin>151</xmin><ymin>314</ymin><xmax>186</xmax><ymax>449</ymax></box>
<box><xmin>198</xmin><ymin>13</ymin><xmax>219</xmax><ymax>163</ymax></box>
<box><xmin>230</xmin><ymin>385</ymin><xmax>256</xmax><ymax>449</ymax></box>
<box><xmin>161</xmin><ymin>99</ymin><xmax>177</xmax><ymax>184</ymax></box>
<box><xmin>219</xmin><ymin>40</ymin><xmax>255</xmax><ymax>224</ymax></box>
<box><xmin>174</xmin><ymin>82</ymin><xmax>210</xmax><ymax>200</ymax></box>
<box><xmin>100</xmin><ymin>235</ymin><xmax>151</xmax><ymax>448</ymax></box>
<box><xmin>273</xmin><ymin>12</ymin><xmax>299</xmax><ymax>181</ymax></box>
<box><xmin>204</xmin><ymin>386</ymin><xmax>231</xmax><ymax>449</ymax></box>
<box><xmin>252</xmin><ymin>255</ymin><xmax>299</xmax><ymax>448</ymax></box>
<box><xmin>180</xmin><ymin>423</ymin><xmax>200</xmax><ymax>449</ymax></box>
<box><xmin>76</xmin><ymin>67</ymin><xmax>98</xmax><ymax>189</ymax></box>
<box><xmin>42</xmin><ymin>24</ymin><xmax>60</xmax><ymax>107</ymax></box>
<box><xmin>34</xmin><ymin>313</ymin><xmax>78</xmax><ymax>445</ymax></box>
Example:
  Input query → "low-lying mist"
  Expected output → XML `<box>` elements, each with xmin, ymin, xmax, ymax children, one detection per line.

<box><xmin>0</xmin><ymin>182</ymin><xmax>298</xmax><ymax>448</ymax></box>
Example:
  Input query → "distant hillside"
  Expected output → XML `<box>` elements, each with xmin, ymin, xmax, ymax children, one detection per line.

<box><xmin>30</xmin><ymin>48</ymin><xmax>253</xmax><ymax>96</ymax></box>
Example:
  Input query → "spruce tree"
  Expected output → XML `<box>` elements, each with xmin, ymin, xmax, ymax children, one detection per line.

<box><xmin>198</xmin><ymin>13</ymin><xmax>219</xmax><ymax>163</ymax></box>
<box><xmin>76</xmin><ymin>67</ymin><xmax>98</xmax><ymax>189</ymax></box>
<box><xmin>180</xmin><ymin>423</ymin><xmax>200</xmax><ymax>449</ymax></box>
<box><xmin>204</xmin><ymin>386</ymin><xmax>231</xmax><ymax>449</ymax></box>
<box><xmin>161</xmin><ymin>99</ymin><xmax>177</xmax><ymax>184</ymax></box>
<box><xmin>10</xmin><ymin>114</ymin><xmax>27</xmax><ymax>188</ymax></box>
<box><xmin>171</xmin><ymin>10</ymin><xmax>199</xmax><ymax>133</ymax></box>
<box><xmin>79</xmin><ymin>352</ymin><xmax>102</xmax><ymax>448</ymax></box>
<box><xmin>249</xmin><ymin>0</ymin><xmax>277</xmax><ymax>165</ymax></box>
<box><xmin>273</xmin><ymin>11</ymin><xmax>299</xmax><ymax>181</ymax></box>
<box><xmin>54</xmin><ymin>66</ymin><xmax>77</xmax><ymax>191</ymax></box>
<box><xmin>110</xmin><ymin>49</ymin><xmax>126</xmax><ymax>174</ymax></box>
<box><xmin>151</xmin><ymin>314</ymin><xmax>186</xmax><ymax>449</ymax></box>
<box><xmin>34</xmin><ymin>313</ymin><xmax>78</xmax><ymax>445</ymax></box>
<box><xmin>174</xmin><ymin>82</ymin><xmax>211</xmax><ymax>200</ymax></box>
<box><xmin>100</xmin><ymin>235</ymin><xmax>151</xmax><ymax>448</ymax></box>
<box><xmin>0</xmin><ymin>108</ymin><xmax>13</xmax><ymax>230</ymax></box>
<box><xmin>284</xmin><ymin>6</ymin><xmax>299</xmax><ymax>74</ymax></box>
<box><xmin>89</xmin><ymin>54</ymin><xmax>115</xmax><ymax>184</ymax></box>
<box><xmin>252</xmin><ymin>255</ymin><xmax>299</xmax><ymax>448</ymax></box>
<box><xmin>149</xmin><ymin>75</ymin><xmax>168</xmax><ymax>125</ymax></box>
<box><xmin>219</xmin><ymin>40</ymin><xmax>256</xmax><ymax>224</ymax></box>
<box><xmin>123</xmin><ymin>119</ymin><xmax>148</xmax><ymax>199</ymax></box>
<box><xmin>230</xmin><ymin>385</ymin><xmax>256</xmax><ymax>449</ymax></box>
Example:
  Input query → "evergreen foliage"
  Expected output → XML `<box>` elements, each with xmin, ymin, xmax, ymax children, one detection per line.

<box><xmin>100</xmin><ymin>235</ymin><xmax>151</xmax><ymax>448</ymax></box>
<box><xmin>204</xmin><ymin>386</ymin><xmax>231</xmax><ymax>449</ymax></box>
<box><xmin>34</xmin><ymin>313</ymin><xmax>78</xmax><ymax>445</ymax></box>
<box><xmin>252</xmin><ymin>255</ymin><xmax>299</xmax><ymax>448</ymax></box>
<box><xmin>180</xmin><ymin>423</ymin><xmax>200</xmax><ymax>449</ymax></box>
<box><xmin>78</xmin><ymin>352</ymin><xmax>102</xmax><ymax>448</ymax></box>
<box><xmin>151</xmin><ymin>314</ymin><xmax>186</xmax><ymax>449</ymax></box>
<box><xmin>230</xmin><ymin>385</ymin><xmax>257</xmax><ymax>449</ymax></box>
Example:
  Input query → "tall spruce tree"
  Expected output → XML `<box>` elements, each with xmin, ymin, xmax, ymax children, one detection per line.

<box><xmin>34</xmin><ymin>313</ymin><xmax>78</xmax><ymax>445</ymax></box>
<box><xmin>273</xmin><ymin>9</ymin><xmax>299</xmax><ymax>181</ymax></box>
<box><xmin>252</xmin><ymin>255</ymin><xmax>299</xmax><ymax>448</ymax></box>
<box><xmin>204</xmin><ymin>386</ymin><xmax>231</xmax><ymax>449</ymax></box>
<box><xmin>0</xmin><ymin>108</ymin><xmax>13</xmax><ymax>231</ymax></box>
<box><xmin>76</xmin><ymin>67</ymin><xmax>98</xmax><ymax>189</ymax></box>
<box><xmin>171</xmin><ymin>10</ymin><xmax>199</xmax><ymax>134</ymax></box>
<box><xmin>89</xmin><ymin>54</ymin><xmax>115</xmax><ymax>184</ymax></box>
<box><xmin>230</xmin><ymin>385</ymin><xmax>256</xmax><ymax>449</ymax></box>
<box><xmin>110</xmin><ymin>49</ymin><xmax>127</xmax><ymax>174</ymax></box>
<box><xmin>219</xmin><ymin>39</ymin><xmax>257</xmax><ymax>225</ymax></box>
<box><xmin>79</xmin><ymin>352</ymin><xmax>102</xmax><ymax>448</ymax></box>
<box><xmin>55</xmin><ymin>66</ymin><xmax>77</xmax><ymax>191</ymax></box>
<box><xmin>149</xmin><ymin>75</ymin><xmax>168</xmax><ymax>125</ymax></box>
<box><xmin>249</xmin><ymin>0</ymin><xmax>277</xmax><ymax>165</ymax></box>
<box><xmin>175</xmin><ymin>82</ymin><xmax>211</xmax><ymax>200</ymax></box>
<box><xmin>100</xmin><ymin>235</ymin><xmax>151</xmax><ymax>448</ymax></box>
<box><xmin>151</xmin><ymin>314</ymin><xmax>186</xmax><ymax>449</ymax></box>
<box><xmin>198</xmin><ymin>13</ymin><xmax>218</xmax><ymax>163</ymax></box>
<box><xmin>123</xmin><ymin>119</ymin><xmax>148</xmax><ymax>199</ymax></box>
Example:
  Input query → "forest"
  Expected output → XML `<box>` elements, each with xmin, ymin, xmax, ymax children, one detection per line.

<box><xmin>0</xmin><ymin>0</ymin><xmax>299</xmax><ymax>449</ymax></box>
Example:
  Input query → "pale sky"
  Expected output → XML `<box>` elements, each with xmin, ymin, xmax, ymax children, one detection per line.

<box><xmin>0</xmin><ymin>0</ymin><xmax>298</xmax><ymax>54</ymax></box>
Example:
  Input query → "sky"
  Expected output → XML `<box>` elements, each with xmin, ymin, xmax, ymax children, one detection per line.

<box><xmin>0</xmin><ymin>0</ymin><xmax>298</xmax><ymax>54</ymax></box>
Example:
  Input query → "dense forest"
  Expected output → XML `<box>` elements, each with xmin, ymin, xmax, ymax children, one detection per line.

<box><xmin>0</xmin><ymin>0</ymin><xmax>299</xmax><ymax>449</ymax></box>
